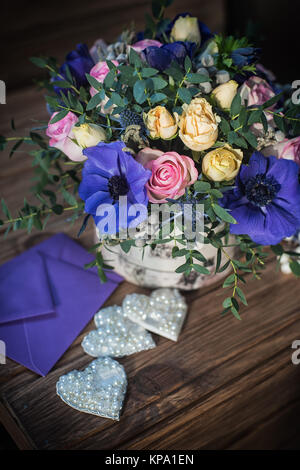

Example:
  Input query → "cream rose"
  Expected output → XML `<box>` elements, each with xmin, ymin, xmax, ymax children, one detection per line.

<box><xmin>212</xmin><ymin>80</ymin><xmax>238</xmax><ymax>110</ymax></box>
<box><xmin>202</xmin><ymin>145</ymin><xmax>243</xmax><ymax>181</ymax></box>
<box><xmin>72</xmin><ymin>123</ymin><xmax>106</xmax><ymax>148</ymax></box>
<box><xmin>144</xmin><ymin>106</ymin><xmax>177</xmax><ymax>140</ymax></box>
<box><xmin>176</xmin><ymin>98</ymin><xmax>218</xmax><ymax>151</ymax></box>
<box><xmin>170</xmin><ymin>15</ymin><xmax>201</xmax><ymax>46</ymax></box>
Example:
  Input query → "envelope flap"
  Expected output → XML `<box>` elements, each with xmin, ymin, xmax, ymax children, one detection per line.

<box><xmin>0</xmin><ymin>251</ymin><xmax>55</xmax><ymax>324</ymax></box>
<box><xmin>23</xmin><ymin>253</ymin><xmax>121</xmax><ymax>376</ymax></box>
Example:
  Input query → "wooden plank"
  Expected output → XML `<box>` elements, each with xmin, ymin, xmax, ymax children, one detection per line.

<box><xmin>1</xmin><ymin>260</ymin><xmax>299</xmax><ymax>449</ymax></box>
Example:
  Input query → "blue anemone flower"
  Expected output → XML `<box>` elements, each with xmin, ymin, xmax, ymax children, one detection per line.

<box><xmin>221</xmin><ymin>152</ymin><xmax>300</xmax><ymax>245</ymax></box>
<box><xmin>78</xmin><ymin>141</ymin><xmax>151</xmax><ymax>235</ymax></box>
<box><xmin>53</xmin><ymin>43</ymin><xmax>94</xmax><ymax>94</ymax></box>
<box><xmin>231</xmin><ymin>47</ymin><xmax>261</xmax><ymax>67</ymax></box>
<box><xmin>144</xmin><ymin>41</ymin><xmax>196</xmax><ymax>72</ymax></box>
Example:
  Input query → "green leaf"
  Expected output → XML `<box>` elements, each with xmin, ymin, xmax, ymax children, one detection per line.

<box><xmin>184</xmin><ymin>55</ymin><xmax>192</xmax><ymax>72</ymax></box>
<box><xmin>236</xmin><ymin>287</ymin><xmax>248</xmax><ymax>305</ymax></box>
<box><xmin>191</xmin><ymin>251</ymin><xmax>207</xmax><ymax>263</ymax></box>
<box><xmin>172</xmin><ymin>248</ymin><xmax>189</xmax><ymax>258</ymax></box>
<box><xmin>85</xmin><ymin>73</ymin><xmax>102</xmax><ymax>91</ymax></box>
<box><xmin>51</xmin><ymin>80</ymin><xmax>72</xmax><ymax>88</ymax></box>
<box><xmin>262</xmin><ymin>93</ymin><xmax>282</xmax><ymax>109</ymax></box>
<box><xmin>103</xmin><ymin>70</ymin><xmax>116</xmax><ymax>89</ymax></box>
<box><xmin>78</xmin><ymin>214</ymin><xmax>91</xmax><ymax>237</ymax></box>
<box><xmin>150</xmin><ymin>93</ymin><xmax>167</xmax><ymax>104</ymax></box>
<box><xmin>129</xmin><ymin>48</ymin><xmax>142</xmax><ymax>68</ymax></box>
<box><xmin>52</xmin><ymin>204</ymin><xmax>64</xmax><ymax>215</ymax></box>
<box><xmin>133</xmin><ymin>80</ymin><xmax>147</xmax><ymax>104</ymax></box>
<box><xmin>218</xmin><ymin>260</ymin><xmax>231</xmax><ymax>273</ymax></box>
<box><xmin>186</xmin><ymin>73</ymin><xmax>210</xmax><ymax>84</ymax></box>
<box><xmin>141</xmin><ymin>67</ymin><xmax>159</xmax><ymax>78</ymax></box>
<box><xmin>290</xmin><ymin>260</ymin><xmax>300</xmax><ymax>277</ymax></box>
<box><xmin>30</xmin><ymin>57</ymin><xmax>47</xmax><ymax>68</ymax></box>
<box><xmin>208</xmin><ymin>189</ymin><xmax>224</xmax><ymax>199</ymax></box>
<box><xmin>271</xmin><ymin>244</ymin><xmax>284</xmax><ymax>256</ymax></box>
<box><xmin>212</xmin><ymin>204</ymin><xmax>237</xmax><ymax>224</ymax></box>
<box><xmin>86</xmin><ymin>91</ymin><xmax>105</xmax><ymax>111</ymax></box>
<box><xmin>0</xmin><ymin>135</ymin><xmax>7</xmax><ymax>151</ymax></box>
<box><xmin>120</xmin><ymin>239</ymin><xmax>135</xmax><ymax>253</ymax></box>
<box><xmin>9</xmin><ymin>139</ymin><xmax>24</xmax><ymax>158</ymax></box>
<box><xmin>151</xmin><ymin>77</ymin><xmax>168</xmax><ymax>90</ymax></box>
<box><xmin>223</xmin><ymin>274</ymin><xmax>235</xmax><ymax>287</ymax></box>
<box><xmin>175</xmin><ymin>262</ymin><xmax>191</xmax><ymax>273</ymax></box>
<box><xmin>223</xmin><ymin>297</ymin><xmax>232</xmax><ymax>308</ymax></box>
<box><xmin>273</xmin><ymin>114</ymin><xmax>286</xmax><ymax>133</ymax></box>
<box><xmin>230</xmin><ymin>93</ymin><xmax>242</xmax><ymax>116</ymax></box>
<box><xmin>97</xmin><ymin>266</ymin><xmax>108</xmax><ymax>283</ymax></box>
<box><xmin>194</xmin><ymin>181</ymin><xmax>211</xmax><ymax>193</ymax></box>
<box><xmin>192</xmin><ymin>264</ymin><xmax>210</xmax><ymax>275</ymax></box>
<box><xmin>248</xmin><ymin>109</ymin><xmax>262</xmax><ymax>125</ymax></box>
<box><xmin>30</xmin><ymin>132</ymin><xmax>47</xmax><ymax>149</ymax></box>
<box><xmin>231</xmin><ymin>304</ymin><xmax>241</xmax><ymax>320</ymax></box>
<box><xmin>1</xmin><ymin>199</ymin><xmax>11</xmax><ymax>219</ymax></box>
<box><xmin>178</xmin><ymin>88</ymin><xmax>192</xmax><ymax>104</ymax></box>
<box><xmin>50</xmin><ymin>110</ymin><xmax>69</xmax><ymax>124</ymax></box>
<box><xmin>61</xmin><ymin>187</ymin><xmax>77</xmax><ymax>205</ymax></box>
<box><xmin>220</xmin><ymin>118</ymin><xmax>230</xmax><ymax>134</ymax></box>
<box><xmin>165</xmin><ymin>62</ymin><xmax>184</xmax><ymax>82</ymax></box>
<box><xmin>243</xmin><ymin>130</ymin><xmax>257</xmax><ymax>148</ymax></box>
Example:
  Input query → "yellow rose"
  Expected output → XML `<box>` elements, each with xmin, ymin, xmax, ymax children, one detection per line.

<box><xmin>212</xmin><ymin>80</ymin><xmax>238</xmax><ymax>110</ymax></box>
<box><xmin>72</xmin><ymin>123</ymin><xmax>106</xmax><ymax>148</ymax></box>
<box><xmin>176</xmin><ymin>98</ymin><xmax>218</xmax><ymax>151</ymax></box>
<box><xmin>170</xmin><ymin>15</ymin><xmax>201</xmax><ymax>45</ymax></box>
<box><xmin>202</xmin><ymin>145</ymin><xmax>243</xmax><ymax>181</ymax></box>
<box><xmin>144</xmin><ymin>106</ymin><xmax>177</xmax><ymax>140</ymax></box>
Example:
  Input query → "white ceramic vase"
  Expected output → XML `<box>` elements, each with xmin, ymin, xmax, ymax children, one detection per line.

<box><xmin>96</xmin><ymin>228</ymin><xmax>235</xmax><ymax>291</ymax></box>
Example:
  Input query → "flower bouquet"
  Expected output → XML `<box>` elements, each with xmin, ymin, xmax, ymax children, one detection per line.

<box><xmin>1</xmin><ymin>0</ymin><xmax>300</xmax><ymax>318</ymax></box>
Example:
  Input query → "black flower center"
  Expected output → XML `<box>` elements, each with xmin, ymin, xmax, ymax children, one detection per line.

<box><xmin>108</xmin><ymin>175</ymin><xmax>129</xmax><ymax>202</ymax></box>
<box><xmin>245</xmin><ymin>173</ymin><xmax>281</xmax><ymax>207</ymax></box>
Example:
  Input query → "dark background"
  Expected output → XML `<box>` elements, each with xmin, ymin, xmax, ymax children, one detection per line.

<box><xmin>0</xmin><ymin>0</ymin><xmax>299</xmax><ymax>451</ymax></box>
<box><xmin>1</xmin><ymin>0</ymin><xmax>299</xmax><ymax>93</ymax></box>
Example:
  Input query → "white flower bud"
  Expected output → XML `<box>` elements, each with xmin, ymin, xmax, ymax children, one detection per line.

<box><xmin>216</xmin><ymin>70</ymin><xmax>230</xmax><ymax>85</ymax></box>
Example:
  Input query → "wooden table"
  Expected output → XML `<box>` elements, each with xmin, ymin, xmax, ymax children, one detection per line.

<box><xmin>1</xmin><ymin>87</ymin><xmax>300</xmax><ymax>451</ymax></box>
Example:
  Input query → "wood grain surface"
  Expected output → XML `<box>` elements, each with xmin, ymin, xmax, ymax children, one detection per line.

<box><xmin>1</xmin><ymin>0</ymin><xmax>300</xmax><ymax>451</ymax></box>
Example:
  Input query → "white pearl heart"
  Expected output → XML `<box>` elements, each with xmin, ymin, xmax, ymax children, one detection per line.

<box><xmin>122</xmin><ymin>288</ymin><xmax>187</xmax><ymax>341</ymax></box>
<box><xmin>56</xmin><ymin>357</ymin><xmax>127</xmax><ymax>420</ymax></box>
<box><xmin>81</xmin><ymin>305</ymin><xmax>155</xmax><ymax>357</ymax></box>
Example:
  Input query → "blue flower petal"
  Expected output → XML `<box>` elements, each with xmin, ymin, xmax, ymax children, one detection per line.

<box><xmin>144</xmin><ymin>46</ymin><xmax>173</xmax><ymax>71</ymax></box>
<box><xmin>84</xmin><ymin>191</ymin><xmax>112</xmax><ymax>215</ymax></box>
<box><xmin>239</xmin><ymin>151</ymin><xmax>269</xmax><ymax>184</ymax></box>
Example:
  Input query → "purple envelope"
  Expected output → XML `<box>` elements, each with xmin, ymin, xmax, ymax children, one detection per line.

<box><xmin>0</xmin><ymin>233</ymin><xmax>123</xmax><ymax>376</ymax></box>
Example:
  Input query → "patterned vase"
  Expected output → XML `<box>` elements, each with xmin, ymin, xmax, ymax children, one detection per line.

<box><xmin>96</xmin><ymin>228</ymin><xmax>235</xmax><ymax>291</ymax></box>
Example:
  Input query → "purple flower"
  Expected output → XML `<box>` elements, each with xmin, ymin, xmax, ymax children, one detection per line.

<box><xmin>79</xmin><ymin>141</ymin><xmax>151</xmax><ymax>234</ymax></box>
<box><xmin>144</xmin><ymin>41</ymin><xmax>196</xmax><ymax>72</ymax></box>
<box><xmin>231</xmin><ymin>47</ymin><xmax>261</xmax><ymax>67</ymax></box>
<box><xmin>221</xmin><ymin>152</ymin><xmax>300</xmax><ymax>245</ymax></box>
<box><xmin>53</xmin><ymin>44</ymin><xmax>94</xmax><ymax>94</ymax></box>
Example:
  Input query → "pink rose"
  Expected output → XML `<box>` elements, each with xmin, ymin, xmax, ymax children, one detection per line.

<box><xmin>46</xmin><ymin>111</ymin><xmax>85</xmax><ymax>162</ymax></box>
<box><xmin>240</xmin><ymin>76</ymin><xmax>276</xmax><ymax>136</ymax></box>
<box><xmin>137</xmin><ymin>149</ymin><xmax>198</xmax><ymax>203</ymax></box>
<box><xmin>89</xmin><ymin>60</ymin><xmax>119</xmax><ymax>97</ymax></box>
<box><xmin>262</xmin><ymin>136</ymin><xmax>300</xmax><ymax>165</ymax></box>
<box><xmin>240</xmin><ymin>76</ymin><xmax>275</xmax><ymax>107</ymax></box>
<box><xmin>131</xmin><ymin>39</ymin><xmax>162</xmax><ymax>53</ymax></box>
